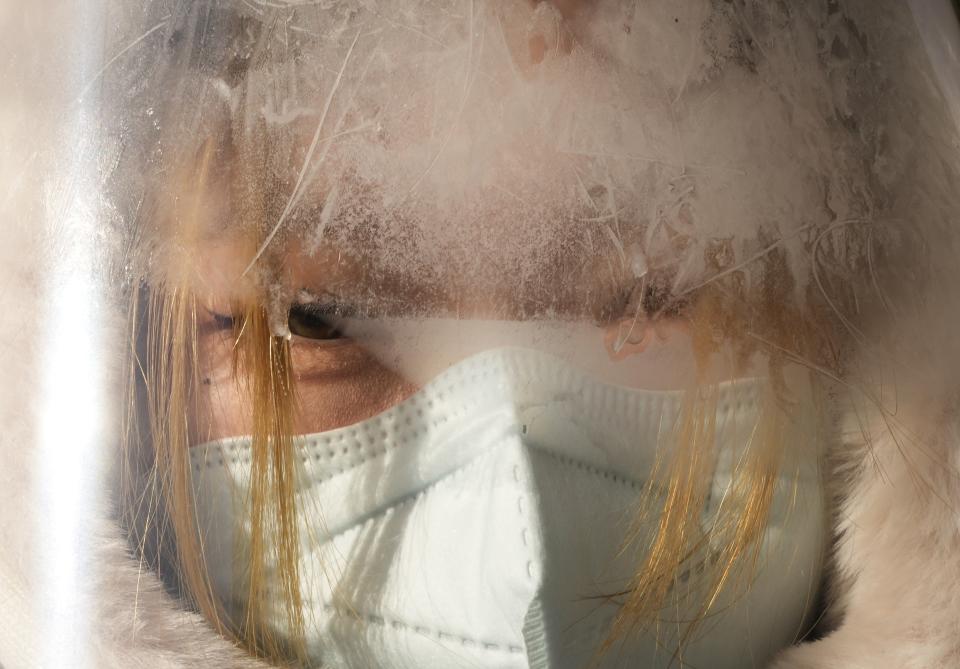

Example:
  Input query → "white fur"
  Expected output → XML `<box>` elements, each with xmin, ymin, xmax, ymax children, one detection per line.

<box><xmin>773</xmin><ymin>396</ymin><xmax>960</xmax><ymax>668</ymax></box>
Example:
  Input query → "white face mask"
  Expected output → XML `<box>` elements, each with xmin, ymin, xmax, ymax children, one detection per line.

<box><xmin>190</xmin><ymin>348</ymin><xmax>823</xmax><ymax>669</ymax></box>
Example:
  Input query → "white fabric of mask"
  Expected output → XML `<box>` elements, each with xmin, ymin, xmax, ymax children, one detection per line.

<box><xmin>190</xmin><ymin>348</ymin><xmax>824</xmax><ymax>669</ymax></box>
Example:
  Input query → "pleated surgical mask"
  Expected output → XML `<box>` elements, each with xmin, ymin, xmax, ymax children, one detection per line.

<box><xmin>189</xmin><ymin>348</ymin><xmax>824</xmax><ymax>669</ymax></box>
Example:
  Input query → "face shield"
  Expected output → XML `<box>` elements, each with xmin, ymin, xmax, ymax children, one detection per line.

<box><xmin>4</xmin><ymin>1</ymin><xmax>960</xmax><ymax>669</ymax></box>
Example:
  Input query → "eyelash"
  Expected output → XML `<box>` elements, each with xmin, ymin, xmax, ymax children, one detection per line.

<box><xmin>209</xmin><ymin>302</ymin><xmax>346</xmax><ymax>342</ymax></box>
<box><xmin>288</xmin><ymin>302</ymin><xmax>345</xmax><ymax>341</ymax></box>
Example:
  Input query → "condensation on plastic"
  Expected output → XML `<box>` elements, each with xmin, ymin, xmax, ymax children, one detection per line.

<box><xmin>1</xmin><ymin>1</ymin><xmax>959</xmax><ymax>669</ymax></box>
<box><xmin>82</xmin><ymin>0</ymin><xmax>960</xmax><ymax>383</ymax></box>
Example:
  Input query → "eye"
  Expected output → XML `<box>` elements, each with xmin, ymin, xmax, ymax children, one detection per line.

<box><xmin>288</xmin><ymin>302</ymin><xmax>345</xmax><ymax>341</ymax></box>
<box><xmin>208</xmin><ymin>310</ymin><xmax>236</xmax><ymax>331</ymax></box>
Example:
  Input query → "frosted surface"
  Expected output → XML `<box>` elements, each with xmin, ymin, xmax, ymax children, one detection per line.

<box><xmin>91</xmin><ymin>0</ymin><xmax>960</xmax><ymax>346</ymax></box>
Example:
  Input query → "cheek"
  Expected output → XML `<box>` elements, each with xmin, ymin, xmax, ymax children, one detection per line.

<box><xmin>194</xmin><ymin>329</ymin><xmax>416</xmax><ymax>444</ymax></box>
<box><xmin>289</xmin><ymin>339</ymin><xmax>417</xmax><ymax>434</ymax></box>
<box><xmin>194</xmin><ymin>327</ymin><xmax>251</xmax><ymax>443</ymax></box>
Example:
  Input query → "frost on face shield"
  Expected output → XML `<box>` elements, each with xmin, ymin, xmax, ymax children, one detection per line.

<box><xmin>92</xmin><ymin>0</ymin><xmax>960</xmax><ymax>388</ymax></box>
